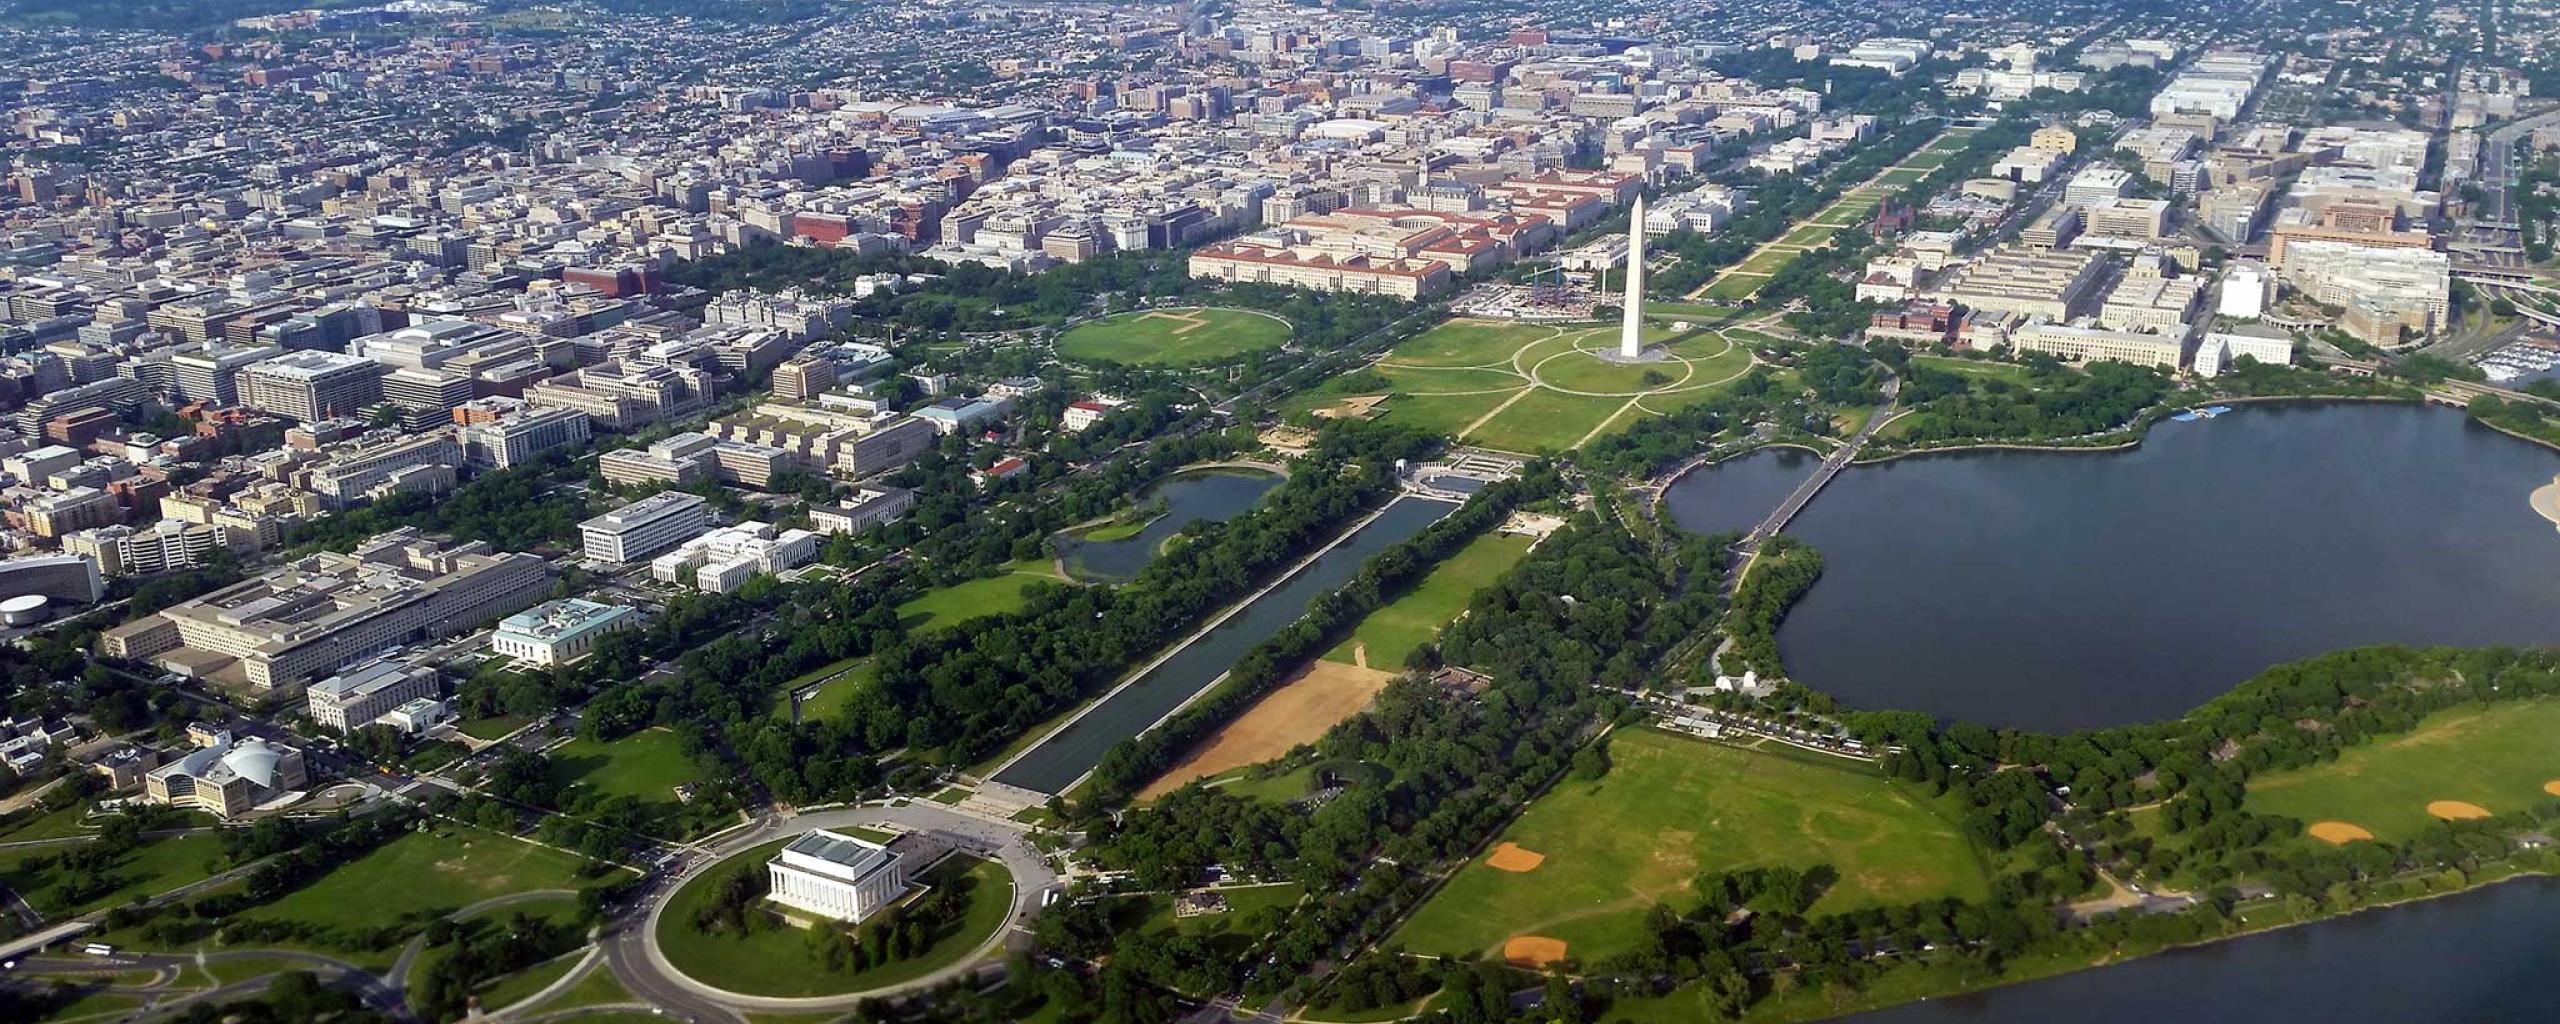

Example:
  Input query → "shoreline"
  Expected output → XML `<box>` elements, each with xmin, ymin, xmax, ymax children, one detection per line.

<box><xmin>1848</xmin><ymin>393</ymin><xmax>2426</xmax><ymax>466</ymax></box>
<box><xmin>1762</xmin><ymin>867</ymin><xmax>2560</xmax><ymax>1024</ymax></box>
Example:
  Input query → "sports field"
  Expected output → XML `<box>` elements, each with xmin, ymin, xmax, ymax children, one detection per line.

<box><xmin>1290</xmin><ymin>317</ymin><xmax>1761</xmax><ymax>453</ymax></box>
<box><xmin>2244</xmin><ymin>699</ymin><xmax>2560</xmax><ymax>841</ymax></box>
<box><xmin>1392</xmin><ymin>728</ymin><xmax>1993</xmax><ymax>966</ymax></box>
<box><xmin>1056</xmin><ymin>307</ymin><xmax>1292</xmax><ymax>366</ymax></box>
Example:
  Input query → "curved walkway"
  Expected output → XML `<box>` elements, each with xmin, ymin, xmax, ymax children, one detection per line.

<box><xmin>610</xmin><ymin>803</ymin><xmax>1056</xmax><ymax>1015</ymax></box>
<box><xmin>388</xmin><ymin>888</ymin><xmax>581</xmax><ymax>996</ymax></box>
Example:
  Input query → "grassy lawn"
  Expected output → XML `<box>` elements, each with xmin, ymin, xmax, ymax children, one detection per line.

<box><xmin>536</xmin><ymin>961</ymin><xmax>637</xmax><ymax>1012</ymax></box>
<box><xmin>1323</xmin><ymin>533</ymin><xmax>1532</xmax><ymax>669</ymax></box>
<box><xmin>457</xmin><ymin>714</ymin><xmax>531</xmax><ymax>741</ymax></box>
<box><xmin>237</xmin><ymin>825</ymin><xmax>600</xmax><ymax>936</ymax></box>
<box><xmin>1392</xmin><ymin>728</ymin><xmax>1993</xmax><ymax>965</ymax></box>
<box><xmin>548</xmin><ymin>728</ymin><xmax>703</xmax><ymax>808</ymax></box>
<box><xmin>1145</xmin><ymin>882</ymin><xmax>1305</xmax><ymax>940</ymax></box>
<box><xmin>1295</xmin><ymin>318</ymin><xmax>1761</xmax><ymax>450</ymax></box>
<box><xmin>1700</xmin><ymin>273</ymin><xmax>1770</xmax><ymax>301</ymax></box>
<box><xmin>1214</xmin><ymin>763</ymin><xmax>1318</xmax><ymax>804</ymax></box>
<box><xmin>1347</xmin><ymin>389</ymin><xmax>1524</xmax><ymax>440</ymax></box>
<box><xmin>897</xmin><ymin>572</ymin><xmax>1057</xmax><ymax>632</ymax></box>
<box><xmin>1386</xmin><ymin>319</ymin><xmax>1562</xmax><ymax>367</ymax></box>
<box><xmin>2244</xmin><ymin>699</ymin><xmax>2560</xmax><ymax>841</ymax></box>
<box><xmin>1056</xmin><ymin>307</ymin><xmax>1292</xmax><ymax>366</ymax></box>
<box><xmin>1467</xmin><ymin>388</ymin><xmax>1628</xmax><ymax>453</ymax></box>
<box><xmin>472</xmin><ymin>950</ymin><xmax>588</xmax><ymax>1012</ymax></box>
<box><xmin>1778</xmin><ymin>225</ymin><xmax>1841</xmax><ymax>248</ymax></box>
<box><xmin>1874</xmin><ymin>166</ymin><xmax>1930</xmax><ymax>186</ymax></box>
<box><xmin>0</xmin><ymin>799</ymin><xmax>96</xmax><ymax>841</ymax></box>
<box><xmin>0</xmin><ymin>831</ymin><xmax>230</xmax><ymax>918</ymax></box>
<box><xmin>657</xmin><ymin>844</ymin><xmax>1012</xmax><ymax>997</ymax></box>
<box><xmin>197</xmin><ymin>956</ymin><xmax>324</xmax><ymax>987</ymax></box>
<box><xmin>34</xmin><ymin>991</ymin><xmax>142</xmax><ymax>1023</ymax></box>
<box><xmin>1832</xmin><ymin>405</ymin><xmax>1879</xmax><ymax>435</ymax></box>
<box><xmin>1643</xmin><ymin>302</ymin><xmax>1743</xmax><ymax>323</ymax></box>
<box><xmin>775</xmin><ymin>660</ymin><xmax>875</xmax><ymax>723</ymax></box>
<box><xmin>1911</xmin><ymin>354</ymin><xmax>2033</xmax><ymax>383</ymax></box>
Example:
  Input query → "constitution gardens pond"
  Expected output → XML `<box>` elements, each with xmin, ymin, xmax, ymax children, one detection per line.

<box><xmin>1055</xmin><ymin>466</ymin><xmax>1284</xmax><ymax>582</ymax></box>
<box><xmin>1664</xmin><ymin>402</ymin><xmax>2560</xmax><ymax>731</ymax></box>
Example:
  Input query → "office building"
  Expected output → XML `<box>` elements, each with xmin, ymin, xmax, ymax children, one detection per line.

<box><xmin>2063</xmin><ymin>166</ymin><xmax>2135</xmax><ymax>208</ymax></box>
<box><xmin>458</xmin><ymin>405</ymin><xmax>591</xmax><ymax>470</ymax></box>
<box><xmin>307</xmin><ymin>660</ymin><xmax>440</xmax><ymax>733</ymax></box>
<box><xmin>649</xmin><ymin>522</ymin><xmax>820</xmax><ymax>593</ymax></box>
<box><xmin>170</xmin><ymin>343</ymin><xmax>283</xmax><ymax>406</ymax></box>
<box><xmin>239</xmin><ymin>351</ymin><xmax>387</xmax><ymax>423</ymax></box>
<box><xmin>63</xmin><ymin>520</ymin><xmax>236</xmax><ymax>577</ymax></box>
<box><xmin>2009</xmin><ymin>320</ymin><xmax>2187</xmax><ymax>369</ymax></box>
<box><xmin>2193</xmin><ymin>323</ymin><xmax>2296</xmax><ymax>377</ymax></box>
<box><xmin>2218</xmin><ymin>261</ymin><xmax>2274</xmax><ymax>318</ymax></box>
<box><xmin>101</xmin><ymin>529</ymin><xmax>551</xmax><ymax>693</ymax></box>
<box><xmin>1935</xmin><ymin>246</ymin><xmax>2107</xmax><ymax>321</ymax></box>
<box><xmin>0</xmin><ymin>553</ymin><xmax>103</xmax><ymax>605</ymax></box>
<box><xmin>808</xmin><ymin>487</ymin><xmax>917</xmax><ymax>536</ymax></box>
<box><xmin>579</xmin><ymin>491</ymin><xmax>711</xmax><ymax>564</ymax></box>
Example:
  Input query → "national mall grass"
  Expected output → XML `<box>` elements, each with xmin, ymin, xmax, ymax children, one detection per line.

<box><xmin>1322</xmin><ymin>532</ymin><xmax>1531</xmax><ymax>669</ymax></box>
<box><xmin>1288</xmin><ymin>317</ymin><xmax>1763</xmax><ymax>452</ymax></box>
<box><xmin>1391</xmin><ymin>728</ymin><xmax>1992</xmax><ymax>964</ymax></box>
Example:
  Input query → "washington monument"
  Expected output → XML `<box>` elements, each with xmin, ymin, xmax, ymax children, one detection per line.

<box><xmin>1619</xmin><ymin>195</ymin><xmax>1647</xmax><ymax>360</ymax></box>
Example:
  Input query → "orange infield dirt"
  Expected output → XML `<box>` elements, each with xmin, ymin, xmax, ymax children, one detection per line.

<box><xmin>1137</xmin><ymin>660</ymin><xmax>1395</xmax><ymax>801</ymax></box>
<box><xmin>1502</xmin><ymin>935</ymin><xmax>1568</xmax><ymax>968</ymax></box>
<box><xmin>2544</xmin><ymin>780</ymin><xmax>2560</xmax><ymax>797</ymax></box>
<box><xmin>2427</xmin><ymin>800</ymin><xmax>2493</xmax><ymax>820</ymax></box>
<box><xmin>2308</xmin><ymin>821</ymin><xmax>2376</xmax><ymax>844</ymax></box>
<box><xmin>1485</xmin><ymin>842</ymin><xmax>1547</xmax><ymax>872</ymax></box>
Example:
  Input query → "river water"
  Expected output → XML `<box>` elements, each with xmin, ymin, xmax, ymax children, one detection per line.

<box><xmin>1055</xmin><ymin>467</ymin><xmax>1285</xmax><ymax>582</ymax></box>
<box><xmin>1664</xmin><ymin>403</ymin><xmax>2560</xmax><ymax>731</ymax></box>
<box><xmin>992</xmin><ymin>496</ymin><xmax>1458</xmax><ymax>794</ymax></box>
<box><xmin>1838</xmin><ymin>877</ymin><xmax>2560</xmax><ymax>1024</ymax></box>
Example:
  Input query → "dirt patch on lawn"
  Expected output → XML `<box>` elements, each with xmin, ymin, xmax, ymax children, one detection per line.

<box><xmin>1502</xmin><ymin>935</ymin><xmax>1568</xmax><ymax>967</ymax></box>
<box><xmin>2544</xmin><ymin>779</ymin><xmax>2560</xmax><ymax>797</ymax></box>
<box><xmin>1486</xmin><ymin>842</ymin><xmax>1547</xmax><ymax>873</ymax></box>
<box><xmin>1137</xmin><ymin>660</ymin><xmax>1395</xmax><ymax>801</ymax></box>
<box><xmin>1315</xmin><ymin>395</ymin><xmax>1388</xmax><ymax>420</ymax></box>
<box><xmin>2309</xmin><ymin>821</ymin><xmax>2376</xmax><ymax>844</ymax></box>
<box><xmin>2427</xmin><ymin>800</ymin><xmax>2493</xmax><ymax>820</ymax></box>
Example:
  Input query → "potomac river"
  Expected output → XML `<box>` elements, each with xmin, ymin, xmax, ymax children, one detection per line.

<box><xmin>1665</xmin><ymin>402</ymin><xmax>2560</xmax><ymax>732</ymax></box>
<box><xmin>1838</xmin><ymin>876</ymin><xmax>2560</xmax><ymax>1024</ymax></box>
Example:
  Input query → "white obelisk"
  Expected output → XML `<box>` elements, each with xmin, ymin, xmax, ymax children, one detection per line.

<box><xmin>1619</xmin><ymin>195</ymin><xmax>1647</xmax><ymax>360</ymax></box>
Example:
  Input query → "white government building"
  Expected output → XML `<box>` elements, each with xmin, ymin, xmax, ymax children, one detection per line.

<box><xmin>767</xmin><ymin>829</ymin><xmax>911</xmax><ymax>924</ymax></box>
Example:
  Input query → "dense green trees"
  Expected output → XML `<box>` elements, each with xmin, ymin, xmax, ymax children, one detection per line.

<box><xmin>1080</xmin><ymin>508</ymin><xmax>1715</xmax><ymax>1000</ymax></box>
<box><xmin>1717</xmin><ymin>535</ymin><xmax>1823</xmax><ymax>678</ymax></box>
<box><xmin>1082</xmin><ymin>463</ymin><xmax>1559</xmax><ymax>802</ymax></box>
<box><xmin>1890</xmin><ymin>359</ymin><xmax>2168</xmax><ymax>443</ymax></box>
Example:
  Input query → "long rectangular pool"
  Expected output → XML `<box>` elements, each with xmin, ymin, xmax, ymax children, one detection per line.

<box><xmin>990</xmin><ymin>496</ymin><xmax>1457</xmax><ymax>794</ymax></box>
